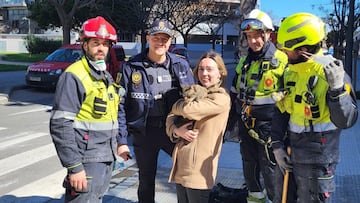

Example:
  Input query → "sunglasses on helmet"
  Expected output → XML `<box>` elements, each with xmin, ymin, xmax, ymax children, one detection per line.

<box><xmin>241</xmin><ymin>19</ymin><xmax>265</xmax><ymax>32</ymax></box>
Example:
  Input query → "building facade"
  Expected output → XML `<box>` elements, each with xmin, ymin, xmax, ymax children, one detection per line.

<box><xmin>0</xmin><ymin>0</ymin><xmax>37</xmax><ymax>34</ymax></box>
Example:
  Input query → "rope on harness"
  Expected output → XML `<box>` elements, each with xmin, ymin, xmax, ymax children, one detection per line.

<box><xmin>248</xmin><ymin>129</ymin><xmax>275</xmax><ymax>165</ymax></box>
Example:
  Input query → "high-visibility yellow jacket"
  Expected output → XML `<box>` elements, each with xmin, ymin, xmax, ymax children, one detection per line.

<box><xmin>50</xmin><ymin>56</ymin><xmax>119</xmax><ymax>174</ymax></box>
<box><xmin>231</xmin><ymin>43</ymin><xmax>288</xmax><ymax>106</ymax></box>
<box><xmin>277</xmin><ymin>59</ymin><xmax>336</xmax><ymax>133</ymax></box>
<box><xmin>271</xmin><ymin>51</ymin><xmax>358</xmax><ymax>164</ymax></box>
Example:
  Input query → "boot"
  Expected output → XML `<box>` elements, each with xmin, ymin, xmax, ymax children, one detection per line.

<box><xmin>247</xmin><ymin>191</ymin><xmax>267</xmax><ymax>203</ymax></box>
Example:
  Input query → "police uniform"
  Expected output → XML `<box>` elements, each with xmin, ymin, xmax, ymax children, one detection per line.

<box><xmin>117</xmin><ymin>49</ymin><xmax>195</xmax><ymax>202</ymax></box>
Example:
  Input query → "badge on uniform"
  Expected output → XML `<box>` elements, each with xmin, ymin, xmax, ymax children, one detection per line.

<box><xmin>157</xmin><ymin>75</ymin><xmax>162</xmax><ymax>83</ymax></box>
<box><xmin>116</xmin><ymin>72</ymin><xmax>122</xmax><ymax>84</ymax></box>
<box><xmin>264</xmin><ymin>77</ymin><xmax>273</xmax><ymax>88</ymax></box>
<box><xmin>132</xmin><ymin>72</ymin><xmax>141</xmax><ymax>89</ymax></box>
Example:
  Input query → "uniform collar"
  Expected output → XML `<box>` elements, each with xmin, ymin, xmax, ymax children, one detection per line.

<box><xmin>144</xmin><ymin>53</ymin><xmax>170</xmax><ymax>69</ymax></box>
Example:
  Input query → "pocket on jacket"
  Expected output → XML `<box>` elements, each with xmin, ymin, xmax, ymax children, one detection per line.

<box><xmin>177</xmin><ymin>141</ymin><xmax>197</xmax><ymax>170</ymax></box>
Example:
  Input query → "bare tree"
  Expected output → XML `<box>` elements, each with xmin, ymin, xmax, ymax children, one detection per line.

<box><xmin>153</xmin><ymin>0</ymin><xmax>221</xmax><ymax>48</ymax></box>
<box><xmin>96</xmin><ymin>0</ymin><xmax>156</xmax><ymax>52</ymax></box>
<box><xmin>323</xmin><ymin>0</ymin><xmax>360</xmax><ymax>77</ymax></box>
<box><xmin>48</xmin><ymin>0</ymin><xmax>97</xmax><ymax>45</ymax></box>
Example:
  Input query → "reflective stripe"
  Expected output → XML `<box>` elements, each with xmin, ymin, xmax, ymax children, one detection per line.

<box><xmin>83</xmin><ymin>30</ymin><xmax>117</xmax><ymax>42</ymax></box>
<box><xmin>289</xmin><ymin>121</ymin><xmax>337</xmax><ymax>133</ymax></box>
<box><xmin>257</xmin><ymin>11</ymin><xmax>265</xmax><ymax>19</ymax></box>
<box><xmin>251</xmin><ymin>96</ymin><xmax>276</xmax><ymax>105</ymax></box>
<box><xmin>73</xmin><ymin>120</ymin><xmax>118</xmax><ymax>131</ymax></box>
<box><xmin>51</xmin><ymin>110</ymin><xmax>77</xmax><ymax>120</ymax></box>
<box><xmin>131</xmin><ymin>92</ymin><xmax>151</xmax><ymax>100</ymax></box>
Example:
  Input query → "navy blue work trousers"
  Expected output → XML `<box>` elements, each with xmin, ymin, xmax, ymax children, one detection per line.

<box><xmin>133</xmin><ymin>125</ymin><xmax>175</xmax><ymax>203</ymax></box>
<box><xmin>63</xmin><ymin>162</ymin><xmax>113</xmax><ymax>203</ymax></box>
<box><xmin>239</xmin><ymin>124</ymin><xmax>276</xmax><ymax>200</ymax></box>
<box><xmin>273</xmin><ymin>163</ymin><xmax>336</xmax><ymax>203</ymax></box>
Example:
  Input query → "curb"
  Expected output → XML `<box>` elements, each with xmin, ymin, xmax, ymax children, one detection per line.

<box><xmin>0</xmin><ymin>84</ymin><xmax>28</xmax><ymax>104</ymax></box>
<box><xmin>0</xmin><ymin>93</ymin><xmax>9</xmax><ymax>104</ymax></box>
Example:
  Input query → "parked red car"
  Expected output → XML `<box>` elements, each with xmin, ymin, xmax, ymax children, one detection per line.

<box><xmin>25</xmin><ymin>43</ymin><xmax>125</xmax><ymax>89</ymax></box>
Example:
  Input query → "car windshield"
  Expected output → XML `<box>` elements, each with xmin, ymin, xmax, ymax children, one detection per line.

<box><xmin>44</xmin><ymin>48</ymin><xmax>82</xmax><ymax>62</ymax></box>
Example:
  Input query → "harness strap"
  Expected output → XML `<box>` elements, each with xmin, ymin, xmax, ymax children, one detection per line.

<box><xmin>239</xmin><ymin>60</ymin><xmax>271</xmax><ymax>103</ymax></box>
<box><xmin>239</xmin><ymin>60</ymin><xmax>271</xmax><ymax>129</ymax></box>
<box><xmin>248</xmin><ymin>129</ymin><xmax>275</xmax><ymax>165</ymax></box>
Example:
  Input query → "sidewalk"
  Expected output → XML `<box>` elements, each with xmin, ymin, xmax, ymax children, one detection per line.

<box><xmin>102</xmin><ymin>142</ymin><xmax>244</xmax><ymax>203</ymax></box>
<box><xmin>0</xmin><ymin>56</ymin><xmax>32</xmax><ymax>104</ymax></box>
<box><xmin>103</xmin><ymin>121</ymin><xmax>360</xmax><ymax>203</ymax></box>
<box><xmin>103</xmin><ymin>120</ymin><xmax>360</xmax><ymax>203</ymax></box>
<box><xmin>0</xmin><ymin>70</ymin><xmax>28</xmax><ymax>104</ymax></box>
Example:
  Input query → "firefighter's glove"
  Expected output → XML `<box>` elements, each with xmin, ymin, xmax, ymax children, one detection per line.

<box><xmin>316</xmin><ymin>55</ymin><xmax>345</xmax><ymax>90</ymax></box>
<box><xmin>273</xmin><ymin>148</ymin><xmax>292</xmax><ymax>174</ymax></box>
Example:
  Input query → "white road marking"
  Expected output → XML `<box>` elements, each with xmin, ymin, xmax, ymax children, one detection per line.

<box><xmin>6</xmin><ymin>169</ymin><xmax>66</xmax><ymax>199</ymax></box>
<box><xmin>0</xmin><ymin>132</ymin><xmax>48</xmax><ymax>149</ymax></box>
<box><xmin>0</xmin><ymin>144</ymin><xmax>57</xmax><ymax>177</ymax></box>
<box><xmin>9</xmin><ymin>106</ymin><xmax>50</xmax><ymax>116</ymax></box>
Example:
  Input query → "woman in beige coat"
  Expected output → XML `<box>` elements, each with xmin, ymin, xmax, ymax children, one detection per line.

<box><xmin>166</xmin><ymin>51</ymin><xmax>231</xmax><ymax>203</ymax></box>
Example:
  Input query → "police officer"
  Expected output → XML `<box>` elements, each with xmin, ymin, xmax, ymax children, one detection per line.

<box><xmin>228</xmin><ymin>9</ymin><xmax>288</xmax><ymax>203</ymax></box>
<box><xmin>50</xmin><ymin>16</ymin><xmax>120</xmax><ymax>202</ymax></box>
<box><xmin>272</xmin><ymin>12</ymin><xmax>358</xmax><ymax>203</ymax></box>
<box><xmin>116</xmin><ymin>19</ymin><xmax>195</xmax><ymax>203</ymax></box>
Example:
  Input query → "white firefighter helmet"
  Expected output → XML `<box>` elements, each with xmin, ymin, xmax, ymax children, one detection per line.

<box><xmin>244</xmin><ymin>9</ymin><xmax>274</xmax><ymax>31</ymax></box>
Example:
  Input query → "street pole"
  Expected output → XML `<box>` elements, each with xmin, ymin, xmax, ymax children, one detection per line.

<box><xmin>353</xmin><ymin>40</ymin><xmax>359</xmax><ymax>91</ymax></box>
<box><xmin>28</xmin><ymin>18</ymin><xmax>30</xmax><ymax>34</ymax></box>
<box><xmin>221</xmin><ymin>23</ymin><xmax>224</xmax><ymax>57</ymax></box>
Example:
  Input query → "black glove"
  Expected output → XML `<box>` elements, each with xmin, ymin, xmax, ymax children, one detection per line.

<box><xmin>273</xmin><ymin>148</ymin><xmax>292</xmax><ymax>174</ymax></box>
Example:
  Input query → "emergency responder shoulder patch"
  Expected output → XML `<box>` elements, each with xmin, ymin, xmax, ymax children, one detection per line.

<box><xmin>132</xmin><ymin>72</ymin><xmax>141</xmax><ymax>85</ymax></box>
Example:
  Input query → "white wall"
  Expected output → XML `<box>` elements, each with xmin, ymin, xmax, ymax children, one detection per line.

<box><xmin>0</xmin><ymin>34</ymin><xmax>140</xmax><ymax>55</ymax></box>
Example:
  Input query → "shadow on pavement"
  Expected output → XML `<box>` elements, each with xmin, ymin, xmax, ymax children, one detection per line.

<box><xmin>0</xmin><ymin>194</ymin><xmax>139</xmax><ymax>203</ymax></box>
<box><xmin>8</xmin><ymin>87</ymin><xmax>55</xmax><ymax>106</ymax></box>
<box><xmin>0</xmin><ymin>194</ymin><xmax>63</xmax><ymax>203</ymax></box>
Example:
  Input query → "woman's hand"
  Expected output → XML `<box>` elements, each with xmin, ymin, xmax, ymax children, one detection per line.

<box><xmin>174</xmin><ymin>122</ymin><xmax>199</xmax><ymax>142</ymax></box>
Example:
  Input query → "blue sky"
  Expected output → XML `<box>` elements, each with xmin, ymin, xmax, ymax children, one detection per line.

<box><xmin>258</xmin><ymin>0</ymin><xmax>334</xmax><ymax>26</ymax></box>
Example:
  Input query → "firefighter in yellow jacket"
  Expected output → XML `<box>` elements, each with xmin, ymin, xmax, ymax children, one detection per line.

<box><xmin>271</xmin><ymin>13</ymin><xmax>358</xmax><ymax>203</ymax></box>
<box><xmin>228</xmin><ymin>9</ymin><xmax>288</xmax><ymax>203</ymax></box>
<box><xmin>50</xmin><ymin>16</ymin><xmax>120</xmax><ymax>202</ymax></box>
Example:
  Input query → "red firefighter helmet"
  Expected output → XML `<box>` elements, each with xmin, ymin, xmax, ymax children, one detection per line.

<box><xmin>79</xmin><ymin>16</ymin><xmax>117</xmax><ymax>43</ymax></box>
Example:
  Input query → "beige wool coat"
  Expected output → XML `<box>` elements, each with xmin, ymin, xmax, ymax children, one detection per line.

<box><xmin>166</xmin><ymin>85</ymin><xmax>231</xmax><ymax>190</ymax></box>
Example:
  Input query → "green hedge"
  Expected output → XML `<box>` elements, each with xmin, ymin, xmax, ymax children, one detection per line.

<box><xmin>24</xmin><ymin>35</ymin><xmax>62</xmax><ymax>54</ymax></box>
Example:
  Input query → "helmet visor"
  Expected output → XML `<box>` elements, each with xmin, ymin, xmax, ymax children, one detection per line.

<box><xmin>241</xmin><ymin>19</ymin><xmax>265</xmax><ymax>32</ymax></box>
